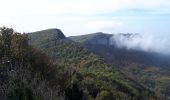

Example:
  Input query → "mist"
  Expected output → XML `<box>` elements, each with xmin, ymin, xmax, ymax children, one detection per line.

<box><xmin>110</xmin><ymin>33</ymin><xmax>170</xmax><ymax>54</ymax></box>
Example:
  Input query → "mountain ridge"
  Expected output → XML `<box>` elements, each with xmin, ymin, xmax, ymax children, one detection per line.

<box><xmin>27</xmin><ymin>28</ymin><xmax>158</xmax><ymax>100</ymax></box>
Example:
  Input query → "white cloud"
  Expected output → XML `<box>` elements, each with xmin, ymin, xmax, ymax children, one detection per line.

<box><xmin>111</xmin><ymin>33</ymin><xmax>170</xmax><ymax>54</ymax></box>
<box><xmin>85</xmin><ymin>21</ymin><xmax>122</xmax><ymax>33</ymax></box>
<box><xmin>0</xmin><ymin>0</ymin><xmax>170</xmax><ymax>16</ymax></box>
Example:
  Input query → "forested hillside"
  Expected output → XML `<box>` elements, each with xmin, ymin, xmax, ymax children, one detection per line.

<box><xmin>28</xmin><ymin>29</ymin><xmax>158</xmax><ymax>100</ymax></box>
<box><xmin>70</xmin><ymin>32</ymin><xmax>170</xmax><ymax>100</ymax></box>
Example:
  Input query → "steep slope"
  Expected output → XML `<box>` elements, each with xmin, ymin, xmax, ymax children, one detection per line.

<box><xmin>70</xmin><ymin>32</ymin><xmax>170</xmax><ymax>100</ymax></box>
<box><xmin>28</xmin><ymin>29</ymin><xmax>158</xmax><ymax>100</ymax></box>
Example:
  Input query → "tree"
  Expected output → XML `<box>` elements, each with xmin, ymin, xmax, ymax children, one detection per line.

<box><xmin>0</xmin><ymin>27</ymin><xmax>13</xmax><ymax>57</ymax></box>
<box><xmin>10</xmin><ymin>33</ymin><xmax>29</xmax><ymax>61</ymax></box>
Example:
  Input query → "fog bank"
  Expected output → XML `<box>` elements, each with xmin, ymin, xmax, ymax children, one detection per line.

<box><xmin>111</xmin><ymin>33</ymin><xmax>170</xmax><ymax>54</ymax></box>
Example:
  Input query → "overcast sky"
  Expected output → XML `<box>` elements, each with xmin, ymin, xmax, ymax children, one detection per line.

<box><xmin>0</xmin><ymin>0</ymin><xmax>170</xmax><ymax>37</ymax></box>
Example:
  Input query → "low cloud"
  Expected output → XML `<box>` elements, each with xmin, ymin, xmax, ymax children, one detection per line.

<box><xmin>111</xmin><ymin>33</ymin><xmax>169</xmax><ymax>54</ymax></box>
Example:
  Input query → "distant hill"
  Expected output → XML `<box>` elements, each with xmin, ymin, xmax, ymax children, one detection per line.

<box><xmin>69</xmin><ymin>32</ymin><xmax>138</xmax><ymax>46</ymax></box>
<box><xmin>70</xmin><ymin>32</ymin><xmax>170</xmax><ymax>68</ymax></box>
<box><xmin>70</xmin><ymin>32</ymin><xmax>170</xmax><ymax>100</ymax></box>
<box><xmin>28</xmin><ymin>28</ymin><xmax>66</xmax><ymax>47</ymax></box>
<box><xmin>27</xmin><ymin>29</ymin><xmax>158</xmax><ymax>100</ymax></box>
<box><xmin>70</xmin><ymin>32</ymin><xmax>112</xmax><ymax>45</ymax></box>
